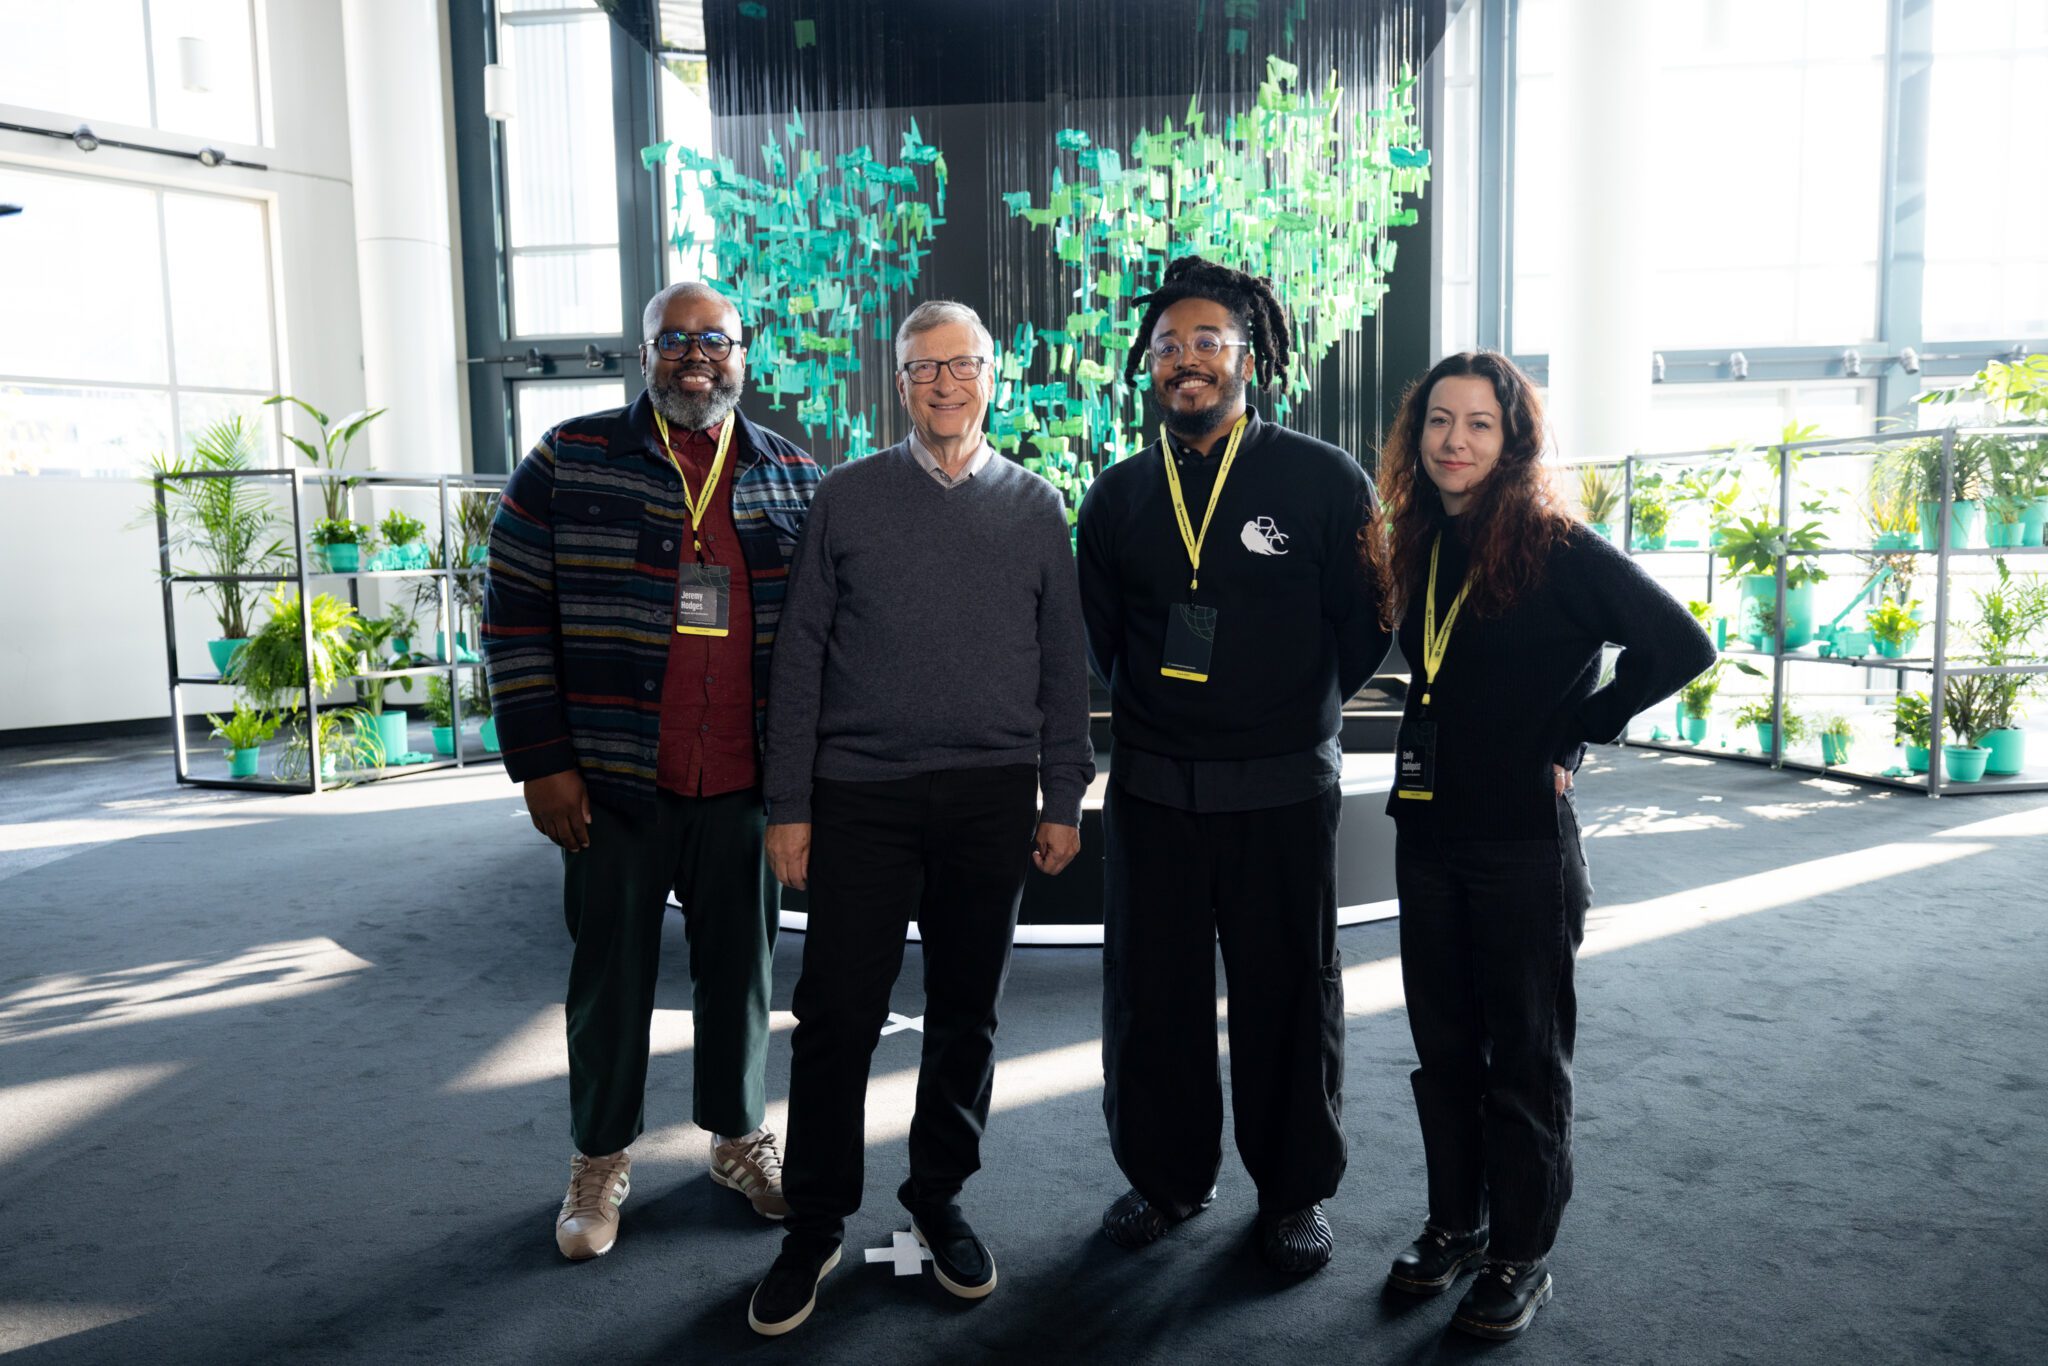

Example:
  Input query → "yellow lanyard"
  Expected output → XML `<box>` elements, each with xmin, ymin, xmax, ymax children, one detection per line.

<box><xmin>650</xmin><ymin>408</ymin><xmax>736</xmax><ymax>556</ymax></box>
<box><xmin>1160</xmin><ymin>414</ymin><xmax>1250</xmax><ymax>592</ymax></box>
<box><xmin>1420</xmin><ymin>532</ymin><xmax>1471</xmax><ymax>707</ymax></box>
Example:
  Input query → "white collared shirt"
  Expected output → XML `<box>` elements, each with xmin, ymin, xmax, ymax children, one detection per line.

<box><xmin>908</xmin><ymin>429</ymin><xmax>993</xmax><ymax>488</ymax></box>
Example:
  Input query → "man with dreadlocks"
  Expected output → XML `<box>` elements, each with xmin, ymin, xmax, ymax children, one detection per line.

<box><xmin>1076</xmin><ymin>256</ymin><xmax>1391</xmax><ymax>1274</ymax></box>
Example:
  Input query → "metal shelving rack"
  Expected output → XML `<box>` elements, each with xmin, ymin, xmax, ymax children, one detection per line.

<box><xmin>1563</xmin><ymin>424</ymin><xmax>2048</xmax><ymax>798</ymax></box>
<box><xmin>153</xmin><ymin>468</ymin><xmax>508</xmax><ymax>793</ymax></box>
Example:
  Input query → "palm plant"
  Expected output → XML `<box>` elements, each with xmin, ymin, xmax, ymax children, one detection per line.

<box><xmin>1576</xmin><ymin>465</ymin><xmax>1623</xmax><ymax>525</ymax></box>
<box><xmin>146</xmin><ymin>417</ymin><xmax>288</xmax><ymax>639</ymax></box>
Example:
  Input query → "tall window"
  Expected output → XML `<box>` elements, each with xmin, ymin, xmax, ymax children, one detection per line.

<box><xmin>0</xmin><ymin>166</ymin><xmax>279</xmax><ymax>476</ymax></box>
<box><xmin>1436</xmin><ymin>0</ymin><xmax>1482</xmax><ymax>357</ymax></box>
<box><xmin>500</xmin><ymin>0</ymin><xmax>624</xmax><ymax>337</ymax></box>
<box><xmin>1514</xmin><ymin>0</ymin><xmax>1887</xmax><ymax>354</ymax></box>
<box><xmin>0</xmin><ymin>0</ymin><xmax>264</xmax><ymax>146</ymax></box>
<box><xmin>1923</xmin><ymin>1</ymin><xmax>2048</xmax><ymax>341</ymax></box>
<box><xmin>657</xmin><ymin>7</ymin><xmax>716</xmax><ymax>288</ymax></box>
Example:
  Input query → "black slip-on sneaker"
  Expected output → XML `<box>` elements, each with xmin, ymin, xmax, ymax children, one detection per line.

<box><xmin>910</xmin><ymin>1213</ymin><xmax>997</xmax><ymax>1299</ymax></box>
<box><xmin>747</xmin><ymin>1239</ymin><xmax>841</xmax><ymax>1337</ymax></box>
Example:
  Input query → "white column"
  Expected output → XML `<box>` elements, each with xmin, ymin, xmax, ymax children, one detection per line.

<box><xmin>1545</xmin><ymin>0</ymin><xmax>1653</xmax><ymax>461</ymax></box>
<box><xmin>339</xmin><ymin>0</ymin><xmax>465</xmax><ymax>475</ymax></box>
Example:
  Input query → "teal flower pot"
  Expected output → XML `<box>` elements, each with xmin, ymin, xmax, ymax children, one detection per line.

<box><xmin>1904</xmin><ymin>744</ymin><xmax>1930</xmax><ymax>774</ymax></box>
<box><xmin>1589</xmin><ymin>522</ymin><xmax>1613</xmax><ymax>544</ymax></box>
<box><xmin>1985</xmin><ymin>517</ymin><xmax>2025</xmax><ymax>548</ymax></box>
<box><xmin>1681</xmin><ymin>715</ymin><xmax>1708</xmax><ymax>743</ymax></box>
<box><xmin>1872</xmin><ymin>624</ymin><xmax>1920</xmax><ymax>659</ymax></box>
<box><xmin>1942</xmin><ymin>744</ymin><xmax>1990</xmax><ymax>783</ymax></box>
<box><xmin>1982</xmin><ymin>728</ymin><xmax>2026</xmax><ymax>776</ymax></box>
<box><xmin>1821</xmin><ymin>733</ymin><xmax>1851</xmax><ymax>766</ymax></box>
<box><xmin>366</xmin><ymin>710</ymin><xmax>408</xmax><ymax>766</ymax></box>
<box><xmin>325</xmin><ymin>542</ymin><xmax>361</xmax><ymax>573</ymax></box>
<box><xmin>468</xmin><ymin>544</ymin><xmax>489</xmax><ymax>566</ymax></box>
<box><xmin>1714</xmin><ymin>617</ymin><xmax>1727</xmax><ymax>649</ymax></box>
<box><xmin>1872</xmin><ymin>531</ymin><xmax>1916</xmax><ymax>551</ymax></box>
<box><xmin>229</xmin><ymin>747</ymin><xmax>261</xmax><ymax>778</ymax></box>
<box><xmin>2023</xmin><ymin>497</ymin><xmax>2048</xmax><ymax>547</ymax></box>
<box><xmin>1755</xmin><ymin>723</ymin><xmax>1777</xmax><ymax>753</ymax></box>
<box><xmin>432</xmin><ymin>725</ymin><xmax>456</xmax><ymax>755</ymax></box>
<box><xmin>479</xmin><ymin>717</ymin><xmax>499</xmax><ymax>752</ymax></box>
<box><xmin>1635</xmin><ymin>532</ymin><xmax>1667</xmax><ymax>551</ymax></box>
<box><xmin>1916</xmin><ymin>499</ymin><xmax>1980</xmax><ymax>550</ymax></box>
<box><xmin>206</xmin><ymin>638</ymin><xmax>251</xmax><ymax>676</ymax></box>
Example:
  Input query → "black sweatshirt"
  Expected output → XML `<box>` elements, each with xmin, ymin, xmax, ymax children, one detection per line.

<box><xmin>1389</xmin><ymin>514</ymin><xmax>1716</xmax><ymax>838</ymax></box>
<box><xmin>1077</xmin><ymin>409</ymin><xmax>1392</xmax><ymax>761</ymax></box>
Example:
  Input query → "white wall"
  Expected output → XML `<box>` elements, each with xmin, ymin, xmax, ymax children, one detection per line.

<box><xmin>0</xmin><ymin>0</ymin><xmax>464</xmax><ymax>733</ymax></box>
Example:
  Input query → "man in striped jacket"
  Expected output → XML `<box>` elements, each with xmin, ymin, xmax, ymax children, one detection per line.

<box><xmin>484</xmin><ymin>282</ymin><xmax>821</xmax><ymax>1262</ymax></box>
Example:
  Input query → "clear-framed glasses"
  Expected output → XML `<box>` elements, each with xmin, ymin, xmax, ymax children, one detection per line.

<box><xmin>900</xmin><ymin>355</ymin><xmax>989</xmax><ymax>383</ymax></box>
<box><xmin>647</xmin><ymin>329</ymin><xmax>741</xmax><ymax>361</ymax></box>
<box><xmin>1149</xmin><ymin>335</ymin><xmax>1248</xmax><ymax>366</ymax></box>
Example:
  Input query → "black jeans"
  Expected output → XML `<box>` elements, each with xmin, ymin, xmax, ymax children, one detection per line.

<box><xmin>561</xmin><ymin>788</ymin><xmax>775</xmax><ymax>1155</ymax></box>
<box><xmin>781</xmin><ymin>764</ymin><xmax>1038</xmax><ymax>1246</ymax></box>
<box><xmin>1395</xmin><ymin>799</ymin><xmax>1592</xmax><ymax>1262</ymax></box>
<box><xmin>1101</xmin><ymin>781</ymin><xmax>1347</xmax><ymax>1217</ymax></box>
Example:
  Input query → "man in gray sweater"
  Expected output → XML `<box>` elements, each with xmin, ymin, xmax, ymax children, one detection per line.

<box><xmin>747</xmin><ymin>301</ymin><xmax>1095</xmax><ymax>1337</ymax></box>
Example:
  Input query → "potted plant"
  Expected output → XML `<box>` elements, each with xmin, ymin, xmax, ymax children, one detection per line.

<box><xmin>423</xmin><ymin>674</ymin><xmax>459</xmax><ymax>754</ymax></box>
<box><xmin>312</xmin><ymin>517</ymin><xmax>372</xmax><ymax>574</ymax></box>
<box><xmin>349</xmin><ymin>610</ymin><xmax>424</xmax><ymax>763</ymax></box>
<box><xmin>2016</xmin><ymin>435</ymin><xmax>2048</xmax><ymax>547</ymax></box>
<box><xmin>1966</xmin><ymin>564</ymin><xmax>2048</xmax><ymax>774</ymax></box>
<box><xmin>1733</xmin><ymin>699</ymin><xmax>1806</xmax><ymax>754</ymax></box>
<box><xmin>1576</xmin><ymin>465</ymin><xmax>1623</xmax><ymax>542</ymax></box>
<box><xmin>469</xmin><ymin>669</ymin><xmax>497</xmax><ymax>751</ymax></box>
<box><xmin>274</xmin><ymin>707</ymin><xmax>380</xmax><ymax>784</ymax></box>
<box><xmin>1669</xmin><ymin>457</ymin><xmax>1740</xmax><ymax>547</ymax></box>
<box><xmin>230</xmin><ymin>589</ymin><xmax>364</xmax><ymax>781</ymax></box>
<box><xmin>378</xmin><ymin>509</ymin><xmax>430</xmax><ymax>571</ymax></box>
<box><xmin>1867</xmin><ymin>597</ymin><xmax>1923</xmax><ymax>659</ymax></box>
<box><xmin>1819</xmin><ymin>714</ymin><xmax>1854</xmax><ymax>767</ymax></box>
<box><xmin>1862</xmin><ymin>455</ymin><xmax>1920</xmax><ymax>552</ymax></box>
<box><xmin>1632</xmin><ymin>473</ymin><xmax>1671</xmax><ymax>551</ymax></box>
<box><xmin>266</xmin><ymin>394</ymin><xmax>385</xmax><ymax>528</ymax></box>
<box><xmin>1716</xmin><ymin>514</ymin><xmax>1829</xmax><ymax>650</ymax></box>
<box><xmin>1888</xmin><ymin>434</ymin><xmax>1986</xmax><ymax>550</ymax></box>
<box><xmin>1940</xmin><ymin>675</ymin><xmax>1996</xmax><ymax>783</ymax></box>
<box><xmin>208</xmin><ymin>703</ymin><xmax>280</xmax><ymax>778</ymax></box>
<box><xmin>1677</xmin><ymin>663</ymin><xmax>1723</xmax><ymax>743</ymax></box>
<box><xmin>1892</xmin><ymin>691</ymin><xmax>1933</xmax><ymax>773</ymax></box>
<box><xmin>144</xmin><ymin>417</ymin><xmax>289</xmax><ymax>676</ymax></box>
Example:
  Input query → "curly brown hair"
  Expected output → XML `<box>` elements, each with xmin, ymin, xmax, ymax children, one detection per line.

<box><xmin>1122</xmin><ymin>255</ymin><xmax>1294</xmax><ymax>389</ymax></box>
<box><xmin>1363</xmin><ymin>351</ymin><xmax>1575</xmax><ymax>630</ymax></box>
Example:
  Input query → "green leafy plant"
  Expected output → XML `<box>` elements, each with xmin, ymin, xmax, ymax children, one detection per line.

<box><xmin>1966</xmin><ymin>563</ymin><xmax>2048</xmax><ymax>732</ymax></box>
<box><xmin>1942</xmin><ymin>675</ymin><xmax>1996</xmax><ymax>749</ymax></box>
<box><xmin>274</xmin><ymin>707</ymin><xmax>379</xmax><ymax>783</ymax></box>
<box><xmin>1979</xmin><ymin>435</ymin><xmax>2031</xmax><ymax>526</ymax></box>
<box><xmin>1887</xmin><ymin>433</ymin><xmax>1988</xmax><ymax>503</ymax></box>
<box><xmin>1576</xmin><ymin>465</ymin><xmax>1623</xmax><ymax>524</ymax></box>
<box><xmin>207</xmin><ymin>703</ymin><xmax>279</xmax><ymax>754</ymax></box>
<box><xmin>312</xmin><ymin>517</ymin><xmax>370</xmax><ymax>548</ymax></box>
<box><xmin>1671</xmin><ymin>456</ymin><xmax>1743</xmax><ymax>529</ymax></box>
<box><xmin>1892</xmin><ymin>691</ymin><xmax>1932</xmax><ymax>749</ymax></box>
<box><xmin>1917</xmin><ymin>353</ymin><xmax>2048</xmax><ymax>424</ymax></box>
<box><xmin>1732</xmin><ymin>701</ymin><xmax>1807</xmax><ymax>744</ymax></box>
<box><xmin>144</xmin><ymin>417</ymin><xmax>289</xmax><ymax>639</ymax></box>
<box><xmin>1866</xmin><ymin>597</ymin><xmax>1923</xmax><ymax>653</ymax></box>
<box><xmin>422</xmin><ymin>674</ymin><xmax>456</xmax><ymax>729</ymax></box>
<box><xmin>380</xmin><ymin>509</ymin><xmax>428</xmax><ymax>547</ymax></box>
<box><xmin>1634</xmin><ymin>486</ymin><xmax>1671</xmax><ymax>539</ymax></box>
<box><xmin>1686</xmin><ymin>599</ymin><xmax>1715</xmax><ymax>628</ymax></box>
<box><xmin>348</xmin><ymin>611</ymin><xmax>422</xmax><ymax>715</ymax></box>
<box><xmin>1676</xmin><ymin>660</ymin><xmax>1759</xmax><ymax>720</ymax></box>
<box><xmin>266</xmin><ymin>394</ymin><xmax>385</xmax><ymax>524</ymax></box>
<box><xmin>1715</xmin><ymin>515</ymin><xmax>1830</xmax><ymax>589</ymax></box>
<box><xmin>1822</xmin><ymin>714</ymin><xmax>1853</xmax><ymax>743</ymax></box>
<box><xmin>230</xmin><ymin>590</ymin><xmax>363</xmax><ymax>712</ymax></box>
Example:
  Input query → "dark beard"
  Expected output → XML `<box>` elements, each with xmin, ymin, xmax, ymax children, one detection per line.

<box><xmin>1152</xmin><ymin>371</ymin><xmax>1248</xmax><ymax>442</ymax></box>
<box><xmin>649</xmin><ymin>370</ymin><xmax>743</xmax><ymax>431</ymax></box>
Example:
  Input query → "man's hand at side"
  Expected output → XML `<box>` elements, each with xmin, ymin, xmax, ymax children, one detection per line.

<box><xmin>525</xmin><ymin>770</ymin><xmax>593</xmax><ymax>851</ymax></box>
<box><xmin>766</xmin><ymin>822</ymin><xmax>811</xmax><ymax>891</ymax></box>
<box><xmin>1032</xmin><ymin>821</ymin><xmax>1080</xmax><ymax>876</ymax></box>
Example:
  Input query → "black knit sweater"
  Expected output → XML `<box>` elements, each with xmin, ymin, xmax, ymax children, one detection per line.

<box><xmin>1388</xmin><ymin>516</ymin><xmax>1716</xmax><ymax>838</ymax></box>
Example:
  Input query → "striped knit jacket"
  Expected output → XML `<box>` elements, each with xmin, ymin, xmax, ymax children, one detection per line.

<box><xmin>482</xmin><ymin>391</ymin><xmax>821</xmax><ymax>804</ymax></box>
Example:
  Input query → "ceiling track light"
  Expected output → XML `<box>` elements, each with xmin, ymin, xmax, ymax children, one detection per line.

<box><xmin>72</xmin><ymin>124</ymin><xmax>100</xmax><ymax>152</ymax></box>
<box><xmin>0</xmin><ymin>119</ymin><xmax>267</xmax><ymax>170</ymax></box>
<box><xmin>1729</xmin><ymin>351</ymin><xmax>1749</xmax><ymax>380</ymax></box>
<box><xmin>1652</xmin><ymin>352</ymin><xmax>1666</xmax><ymax>383</ymax></box>
<box><xmin>1842</xmin><ymin>348</ymin><xmax>1862</xmax><ymax>378</ymax></box>
<box><xmin>1899</xmin><ymin>346</ymin><xmax>1921</xmax><ymax>375</ymax></box>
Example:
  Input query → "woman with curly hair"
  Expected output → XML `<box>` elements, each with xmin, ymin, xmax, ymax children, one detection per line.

<box><xmin>1363</xmin><ymin>352</ymin><xmax>1712</xmax><ymax>1340</ymax></box>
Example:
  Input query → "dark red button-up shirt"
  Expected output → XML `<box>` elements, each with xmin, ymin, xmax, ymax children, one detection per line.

<box><xmin>655</xmin><ymin>418</ymin><xmax>758</xmax><ymax>797</ymax></box>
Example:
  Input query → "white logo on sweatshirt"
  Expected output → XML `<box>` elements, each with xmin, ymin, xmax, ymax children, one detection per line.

<box><xmin>1241</xmin><ymin>517</ymin><xmax>1290</xmax><ymax>556</ymax></box>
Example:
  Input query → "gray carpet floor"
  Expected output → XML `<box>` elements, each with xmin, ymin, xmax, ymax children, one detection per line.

<box><xmin>3</xmin><ymin>736</ymin><xmax>2046</xmax><ymax>1364</ymax></box>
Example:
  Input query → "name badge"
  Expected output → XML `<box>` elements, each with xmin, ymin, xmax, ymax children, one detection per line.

<box><xmin>675</xmin><ymin>563</ymin><xmax>731</xmax><ymax>637</ymax></box>
<box><xmin>1395</xmin><ymin>717</ymin><xmax>1438</xmax><ymax>800</ymax></box>
<box><xmin>1161</xmin><ymin>603</ymin><xmax>1217</xmax><ymax>682</ymax></box>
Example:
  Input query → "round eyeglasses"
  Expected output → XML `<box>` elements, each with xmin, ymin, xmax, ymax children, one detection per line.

<box><xmin>647</xmin><ymin>330</ymin><xmax>741</xmax><ymax>361</ymax></box>
<box><xmin>899</xmin><ymin>355</ymin><xmax>990</xmax><ymax>383</ymax></box>
<box><xmin>1149</xmin><ymin>335</ymin><xmax>1249</xmax><ymax>365</ymax></box>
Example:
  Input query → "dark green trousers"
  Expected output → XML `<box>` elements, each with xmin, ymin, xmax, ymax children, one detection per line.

<box><xmin>563</xmin><ymin>787</ymin><xmax>776</xmax><ymax>1156</ymax></box>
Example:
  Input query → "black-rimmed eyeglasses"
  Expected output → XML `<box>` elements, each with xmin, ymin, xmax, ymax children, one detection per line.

<box><xmin>899</xmin><ymin>355</ymin><xmax>989</xmax><ymax>383</ymax></box>
<box><xmin>647</xmin><ymin>329</ymin><xmax>742</xmax><ymax>361</ymax></box>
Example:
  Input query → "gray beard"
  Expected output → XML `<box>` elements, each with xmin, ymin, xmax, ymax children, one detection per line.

<box><xmin>648</xmin><ymin>372</ymin><xmax>742</xmax><ymax>432</ymax></box>
<box><xmin>1153</xmin><ymin>372</ymin><xmax>1248</xmax><ymax>442</ymax></box>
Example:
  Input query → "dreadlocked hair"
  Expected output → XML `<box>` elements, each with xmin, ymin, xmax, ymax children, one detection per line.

<box><xmin>1122</xmin><ymin>256</ymin><xmax>1294</xmax><ymax>389</ymax></box>
<box><xmin>1363</xmin><ymin>350</ymin><xmax>1575</xmax><ymax>631</ymax></box>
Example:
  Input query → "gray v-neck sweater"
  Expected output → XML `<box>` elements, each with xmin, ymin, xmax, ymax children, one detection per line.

<box><xmin>762</xmin><ymin>441</ymin><xmax>1096</xmax><ymax>825</ymax></box>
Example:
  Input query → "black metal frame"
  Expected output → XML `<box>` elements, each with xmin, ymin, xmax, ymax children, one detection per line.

<box><xmin>155</xmin><ymin>467</ymin><xmax>508</xmax><ymax>793</ymax></box>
